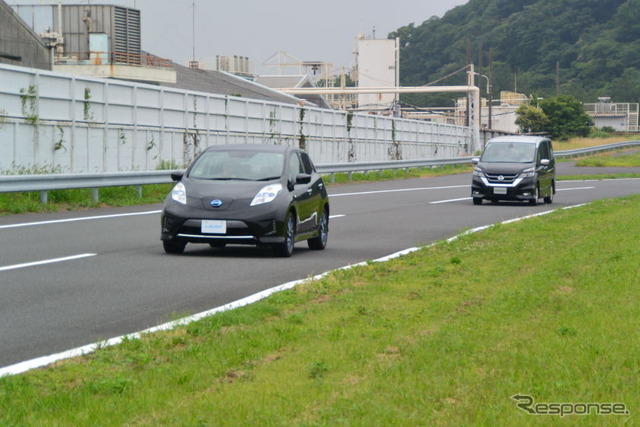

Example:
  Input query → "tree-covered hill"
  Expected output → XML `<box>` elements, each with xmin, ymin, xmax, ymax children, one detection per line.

<box><xmin>390</xmin><ymin>0</ymin><xmax>640</xmax><ymax>106</ymax></box>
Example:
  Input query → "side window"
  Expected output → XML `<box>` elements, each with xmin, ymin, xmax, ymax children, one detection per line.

<box><xmin>288</xmin><ymin>153</ymin><xmax>302</xmax><ymax>183</ymax></box>
<box><xmin>540</xmin><ymin>141</ymin><xmax>550</xmax><ymax>161</ymax></box>
<box><xmin>299</xmin><ymin>152</ymin><xmax>315</xmax><ymax>174</ymax></box>
<box><xmin>547</xmin><ymin>140</ymin><xmax>554</xmax><ymax>159</ymax></box>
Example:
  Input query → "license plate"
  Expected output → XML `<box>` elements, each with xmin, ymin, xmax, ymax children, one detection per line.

<box><xmin>493</xmin><ymin>187</ymin><xmax>508</xmax><ymax>195</ymax></box>
<box><xmin>201</xmin><ymin>220</ymin><xmax>226</xmax><ymax>234</ymax></box>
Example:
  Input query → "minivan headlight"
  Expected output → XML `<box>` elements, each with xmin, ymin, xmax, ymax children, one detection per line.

<box><xmin>472</xmin><ymin>167</ymin><xmax>484</xmax><ymax>177</ymax></box>
<box><xmin>520</xmin><ymin>167</ymin><xmax>536</xmax><ymax>178</ymax></box>
<box><xmin>171</xmin><ymin>182</ymin><xmax>187</xmax><ymax>204</ymax></box>
<box><xmin>251</xmin><ymin>183</ymin><xmax>282</xmax><ymax>206</ymax></box>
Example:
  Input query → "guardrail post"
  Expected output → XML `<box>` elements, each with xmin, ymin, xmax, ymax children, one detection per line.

<box><xmin>136</xmin><ymin>185</ymin><xmax>143</xmax><ymax>197</ymax></box>
<box><xmin>91</xmin><ymin>188</ymin><xmax>99</xmax><ymax>203</ymax></box>
<box><xmin>40</xmin><ymin>191</ymin><xmax>48</xmax><ymax>204</ymax></box>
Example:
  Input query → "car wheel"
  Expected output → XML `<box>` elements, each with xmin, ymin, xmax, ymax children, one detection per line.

<box><xmin>544</xmin><ymin>182</ymin><xmax>555</xmax><ymax>204</ymax></box>
<box><xmin>473</xmin><ymin>197</ymin><xmax>483</xmax><ymax>205</ymax></box>
<box><xmin>273</xmin><ymin>212</ymin><xmax>295</xmax><ymax>257</ymax></box>
<box><xmin>163</xmin><ymin>240</ymin><xmax>186</xmax><ymax>254</ymax></box>
<box><xmin>308</xmin><ymin>209</ymin><xmax>328</xmax><ymax>250</ymax></box>
<box><xmin>529</xmin><ymin>185</ymin><xmax>539</xmax><ymax>206</ymax></box>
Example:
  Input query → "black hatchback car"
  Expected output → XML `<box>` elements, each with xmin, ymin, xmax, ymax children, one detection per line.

<box><xmin>161</xmin><ymin>144</ymin><xmax>329</xmax><ymax>257</ymax></box>
<box><xmin>471</xmin><ymin>135</ymin><xmax>556</xmax><ymax>205</ymax></box>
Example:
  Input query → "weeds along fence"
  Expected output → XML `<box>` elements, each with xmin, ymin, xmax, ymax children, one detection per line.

<box><xmin>0</xmin><ymin>63</ymin><xmax>473</xmax><ymax>174</ymax></box>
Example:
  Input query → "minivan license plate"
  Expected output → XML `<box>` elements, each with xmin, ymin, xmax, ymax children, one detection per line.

<box><xmin>202</xmin><ymin>220</ymin><xmax>226</xmax><ymax>234</ymax></box>
<box><xmin>493</xmin><ymin>187</ymin><xmax>507</xmax><ymax>195</ymax></box>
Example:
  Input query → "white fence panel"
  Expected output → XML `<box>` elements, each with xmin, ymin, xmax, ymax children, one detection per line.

<box><xmin>0</xmin><ymin>63</ymin><xmax>474</xmax><ymax>174</ymax></box>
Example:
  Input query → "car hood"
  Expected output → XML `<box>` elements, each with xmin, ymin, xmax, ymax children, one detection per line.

<box><xmin>477</xmin><ymin>162</ymin><xmax>533</xmax><ymax>175</ymax></box>
<box><xmin>180</xmin><ymin>178</ymin><xmax>282</xmax><ymax>211</ymax></box>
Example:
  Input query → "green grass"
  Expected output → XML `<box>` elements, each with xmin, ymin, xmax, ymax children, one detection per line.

<box><xmin>558</xmin><ymin>173</ymin><xmax>640</xmax><ymax>181</ymax></box>
<box><xmin>2</xmin><ymin>195</ymin><xmax>639</xmax><ymax>425</ymax></box>
<box><xmin>326</xmin><ymin>164</ymin><xmax>472</xmax><ymax>184</ymax></box>
<box><xmin>574</xmin><ymin>149</ymin><xmax>640</xmax><ymax>167</ymax></box>
<box><xmin>0</xmin><ymin>184</ymin><xmax>173</xmax><ymax>215</ymax></box>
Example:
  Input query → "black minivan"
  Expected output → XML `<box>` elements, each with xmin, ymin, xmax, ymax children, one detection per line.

<box><xmin>471</xmin><ymin>135</ymin><xmax>555</xmax><ymax>205</ymax></box>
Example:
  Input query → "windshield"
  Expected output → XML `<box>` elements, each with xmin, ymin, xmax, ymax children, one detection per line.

<box><xmin>189</xmin><ymin>150</ymin><xmax>284</xmax><ymax>181</ymax></box>
<box><xmin>481</xmin><ymin>142</ymin><xmax>536</xmax><ymax>163</ymax></box>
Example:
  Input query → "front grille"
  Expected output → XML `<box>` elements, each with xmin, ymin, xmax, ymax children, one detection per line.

<box><xmin>485</xmin><ymin>173</ymin><xmax>519</xmax><ymax>184</ymax></box>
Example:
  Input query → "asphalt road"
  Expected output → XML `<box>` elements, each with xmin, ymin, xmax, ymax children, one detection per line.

<box><xmin>1</xmin><ymin>166</ymin><xmax>639</xmax><ymax>369</ymax></box>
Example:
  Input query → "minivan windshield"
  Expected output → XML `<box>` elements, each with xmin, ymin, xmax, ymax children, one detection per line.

<box><xmin>481</xmin><ymin>142</ymin><xmax>536</xmax><ymax>163</ymax></box>
<box><xmin>189</xmin><ymin>150</ymin><xmax>284</xmax><ymax>181</ymax></box>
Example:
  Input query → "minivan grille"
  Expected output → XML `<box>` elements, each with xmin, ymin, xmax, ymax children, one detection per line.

<box><xmin>485</xmin><ymin>173</ymin><xmax>519</xmax><ymax>184</ymax></box>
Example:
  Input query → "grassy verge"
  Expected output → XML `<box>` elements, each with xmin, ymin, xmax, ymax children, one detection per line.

<box><xmin>574</xmin><ymin>149</ymin><xmax>640</xmax><ymax>167</ymax></box>
<box><xmin>558</xmin><ymin>173</ymin><xmax>640</xmax><ymax>181</ymax></box>
<box><xmin>2</xmin><ymin>195</ymin><xmax>639</xmax><ymax>424</ymax></box>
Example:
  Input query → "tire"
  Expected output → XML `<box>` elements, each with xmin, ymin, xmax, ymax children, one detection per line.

<box><xmin>308</xmin><ymin>209</ymin><xmax>328</xmax><ymax>250</ymax></box>
<box><xmin>473</xmin><ymin>197</ymin><xmax>483</xmax><ymax>205</ymax></box>
<box><xmin>529</xmin><ymin>185</ymin><xmax>539</xmax><ymax>206</ymax></box>
<box><xmin>163</xmin><ymin>240</ymin><xmax>186</xmax><ymax>254</ymax></box>
<box><xmin>544</xmin><ymin>181</ymin><xmax>555</xmax><ymax>204</ymax></box>
<box><xmin>273</xmin><ymin>212</ymin><xmax>295</xmax><ymax>257</ymax></box>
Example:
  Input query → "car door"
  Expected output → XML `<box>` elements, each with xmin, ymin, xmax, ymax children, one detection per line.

<box><xmin>288</xmin><ymin>151</ymin><xmax>315</xmax><ymax>234</ymax></box>
<box><xmin>537</xmin><ymin>140</ymin><xmax>553</xmax><ymax>195</ymax></box>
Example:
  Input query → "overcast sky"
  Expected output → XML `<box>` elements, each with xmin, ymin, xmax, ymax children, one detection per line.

<box><xmin>9</xmin><ymin>0</ymin><xmax>469</xmax><ymax>73</ymax></box>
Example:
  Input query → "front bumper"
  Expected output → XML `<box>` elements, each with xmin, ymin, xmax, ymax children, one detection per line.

<box><xmin>471</xmin><ymin>175</ymin><xmax>537</xmax><ymax>201</ymax></box>
<box><xmin>161</xmin><ymin>201</ymin><xmax>287</xmax><ymax>245</ymax></box>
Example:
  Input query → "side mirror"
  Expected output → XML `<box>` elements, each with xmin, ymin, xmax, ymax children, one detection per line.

<box><xmin>471</xmin><ymin>157</ymin><xmax>480</xmax><ymax>165</ymax></box>
<box><xmin>540</xmin><ymin>159</ymin><xmax>550</xmax><ymax>166</ymax></box>
<box><xmin>295</xmin><ymin>173</ymin><xmax>312</xmax><ymax>185</ymax></box>
<box><xmin>171</xmin><ymin>171</ymin><xmax>184</xmax><ymax>182</ymax></box>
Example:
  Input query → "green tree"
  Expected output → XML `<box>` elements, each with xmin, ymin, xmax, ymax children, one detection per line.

<box><xmin>515</xmin><ymin>103</ymin><xmax>549</xmax><ymax>133</ymax></box>
<box><xmin>539</xmin><ymin>95</ymin><xmax>592</xmax><ymax>140</ymax></box>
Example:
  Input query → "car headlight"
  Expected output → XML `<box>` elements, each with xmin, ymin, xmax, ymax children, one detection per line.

<box><xmin>251</xmin><ymin>183</ymin><xmax>282</xmax><ymax>206</ymax></box>
<box><xmin>171</xmin><ymin>182</ymin><xmax>187</xmax><ymax>205</ymax></box>
<box><xmin>472</xmin><ymin>167</ymin><xmax>484</xmax><ymax>177</ymax></box>
<box><xmin>520</xmin><ymin>167</ymin><xmax>536</xmax><ymax>178</ymax></box>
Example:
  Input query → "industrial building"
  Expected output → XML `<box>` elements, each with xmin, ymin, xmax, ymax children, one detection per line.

<box><xmin>0</xmin><ymin>0</ymin><xmax>314</xmax><ymax>106</ymax></box>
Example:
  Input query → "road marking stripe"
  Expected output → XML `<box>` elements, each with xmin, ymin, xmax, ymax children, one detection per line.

<box><xmin>430</xmin><ymin>197</ymin><xmax>473</xmax><ymax>204</ymax></box>
<box><xmin>0</xmin><ymin>253</ymin><xmax>97</xmax><ymax>272</ymax></box>
<box><xmin>0</xmin><ymin>210</ymin><xmax>162</xmax><ymax>230</ymax></box>
<box><xmin>331</xmin><ymin>184</ymin><xmax>468</xmax><ymax>197</ymax></box>
<box><xmin>329</xmin><ymin>214</ymin><xmax>345</xmax><ymax>219</ymax></box>
<box><xmin>557</xmin><ymin>186</ymin><xmax>595</xmax><ymax>191</ymax></box>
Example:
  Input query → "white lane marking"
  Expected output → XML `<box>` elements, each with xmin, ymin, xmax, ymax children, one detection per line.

<box><xmin>0</xmin><ymin>203</ymin><xmax>592</xmax><ymax>377</ymax></box>
<box><xmin>557</xmin><ymin>186</ymin><xmax>595</xmax><ymax>191</ymax></box>
<box><xmin>0</xmin><ymin>210</ymin><xmax>162</xmax><ymax>230</ymax></box>
<box><xmin>429</xmin><ymin>186</ymin><xmax>596</xmax><ymax>204</ymax></box>
<box><xmin>0</xmin><ymin>253</ymin><xmax>97</xmax><ymax>273</ymax></box>
<box><xmin>331</xmin><ymin>184</ymin><xmax>468</xmax><ymax>198</ymax></box>
<box><xmin>329</xmin><ymin>214</ymin><xmax>345</xmax><ymax>219</ymax></box>
<box><xmin>430</xmin><ymin>197</ymin><xmax>473</xmax><ymax>204</ymax></box>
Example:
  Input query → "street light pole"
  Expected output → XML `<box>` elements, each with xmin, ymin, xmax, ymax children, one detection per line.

<box><xmin>474</xmin><ymin>72</ymin><xmax>492</xmax><ymax>130</ymax></box>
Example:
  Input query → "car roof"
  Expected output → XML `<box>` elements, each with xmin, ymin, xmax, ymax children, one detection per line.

<box><xmin>487</xmin><ymin>135</ymin><xmax>550</xmax><ymax>145</ymax></box>
<box><xmin>202</xmin><ymin>144</ymin><xmax>293</xmax><ymax>153</ymax></box>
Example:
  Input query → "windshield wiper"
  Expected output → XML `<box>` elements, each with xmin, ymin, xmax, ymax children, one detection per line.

<box><xmin>256</xmin><ymin>176</ymin><xmax>281</xmax><ymax>181</ymax></box>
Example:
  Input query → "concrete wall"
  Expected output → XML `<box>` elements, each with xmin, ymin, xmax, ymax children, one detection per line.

<box><xmin>0</xmin><ymin>63</ymin><xmax>473</xmax><ymax>174</ymax></box>
<box><xmin>0</xmin><ymin>1</ymin><xmax>51</xmax><ymax>70</ymax></box>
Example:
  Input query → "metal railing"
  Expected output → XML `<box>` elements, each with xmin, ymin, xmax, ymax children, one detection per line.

<box><xmin>1</xmin><ymin>141</ymin><xmax>639</xmax><ymax>203</ymax></box>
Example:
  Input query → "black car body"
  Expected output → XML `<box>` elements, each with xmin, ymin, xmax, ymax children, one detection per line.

<box><xmin>471</xmin><ymin>135</ymin><xmax>556</xmax><ymax>205</ymax></box>
<box><xmin>161</xmin><ymin>144</ymin><xmax>329</xmax><ymax>257</ymax></box>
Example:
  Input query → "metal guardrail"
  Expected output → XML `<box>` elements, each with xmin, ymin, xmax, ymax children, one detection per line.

<box><xmin>553</xmin><ymin>141</ymin><xmax>640</xmax><ymax>158</ymax></box>
<box><xmin>1</xmin><ymin>141</ymin><xmax>639</xmax><ymax>203</ymax></box>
